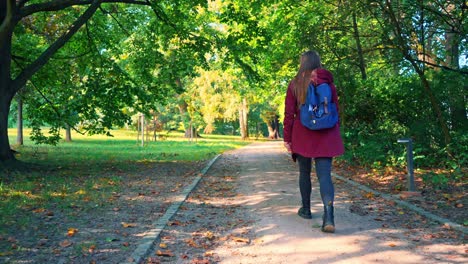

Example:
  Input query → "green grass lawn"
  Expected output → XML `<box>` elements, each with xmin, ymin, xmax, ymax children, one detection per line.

<box><xmin>8</xmin><ymin>128</ymin><xmax>250</xmax><ymax>164</ymax></box>
<box><xmin>0</xmin><ymin>128</ymin><xmax>252</xmax><ymax>233</ymax></box>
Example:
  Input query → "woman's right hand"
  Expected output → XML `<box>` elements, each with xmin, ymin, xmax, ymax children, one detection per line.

<box><xmin>284</xmin><ymin>142</ymin><xmax>292</xmax><ymax>153</ymax></box>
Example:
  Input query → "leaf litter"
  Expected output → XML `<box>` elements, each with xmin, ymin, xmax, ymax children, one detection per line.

<box><xmin>0</xmin><ymin>161</ymin><xmax>206</xmax><ymax>263</ymax></box>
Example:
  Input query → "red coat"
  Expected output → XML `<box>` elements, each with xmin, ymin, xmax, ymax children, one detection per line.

<box><xmin>283</xmin><ymin>69</ymin><xmax>345</xmax><ymax>158</ymax></box>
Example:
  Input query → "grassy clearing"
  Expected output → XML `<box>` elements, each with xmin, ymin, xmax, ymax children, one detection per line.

<box><xmin>0</xmin><ymin>129</ymin><xmax>251</xmax><ymax>234</ymax></box>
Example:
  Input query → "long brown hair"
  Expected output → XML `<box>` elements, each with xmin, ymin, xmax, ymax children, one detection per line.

<box><xmin>293</xmin><ymin>51</ymin><xmax>322</xmax><ymax>106</ymax></box>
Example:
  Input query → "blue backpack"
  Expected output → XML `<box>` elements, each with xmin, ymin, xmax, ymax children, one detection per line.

<box><xmin>300</xmin><ymin>82</ymin><xmax>338</xmax><ymax>130</ymax></box>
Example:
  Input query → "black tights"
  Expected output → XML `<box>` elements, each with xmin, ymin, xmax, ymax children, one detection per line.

<box><xmin>297</xmin><ymin>154</ymin><xmax>334</xmax><ymax>209</ymax></box>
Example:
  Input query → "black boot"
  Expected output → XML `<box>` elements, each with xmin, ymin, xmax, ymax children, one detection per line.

<box><xmin>298</xmin><ymin>207</ymin><xmax>312</xmax><ymax>219</ymax></box>
<box><xmin>321</xmin><ymin>205</ymin><xmax>335</xmax><ymax>233</ymax></box>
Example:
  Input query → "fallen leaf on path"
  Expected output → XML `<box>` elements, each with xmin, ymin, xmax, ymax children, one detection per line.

<box><xmin>253</xmin><ymin>238</ymin><xmax>264</xmax><ymax>244</ymax></box>
<box><xmin>231</xmin><ymin>236</ymin><xmax>250</xmax><ymax>243</ymax></box>
<box><xmin>442</xmin><ymin>223</ymin><xmax>452</xmax><ymax>229</ymax></box>
<box><xmin>204</xmin><ymin>231</ymin><xmax>215</xmax><ymax>240</ymax></box>
<box><xmin>59</xmin><ymin>240</ymin><xmax>73</xmax><ymax>248</ymax></box>
<box><xmin>121</xmin><ymin>222</ymin><xmax>136</xmax><ymax>228</ymax></box>
<box><xmin>156</xmin><ymin>250</ymin><xmax>174</xmax><ymax>257</ymax></box>
<box><xmin>364</xmin><ymin>192</ymin><xmax>375</xmax><ymax>199</ymax></box>
<box><xmin>388</xmin><ymin>243</ymin><xmax>397</xmax><ymax>247</ymax></box>
<box><xmin>32</xmin><ymin>208</ymin><xmax>46</xmax><ymax>213</ymax></box>
<box><xmin>88</xmin><ymin>245</ymin><xmax>96</xmax><ymax>253</ymax></box>
<box><xmin>168</xmin><ymin>221</ymin><xmax>182</xmax><ymax>226</ymax></box>
<box><xmin>185</xmin><ymin>238</ymin><xmax>200</xmax><ymax>248</ymax></box>
<box><xmin>67</xmin><ymin>228</ymin><xmax>78</xmax><ymax>237</ymax></box>
<box><xmin>146</xmin><ymin>257</ymin><xmax>161</xmax><ymax>264</ymax></box>
<box><xmin>159</xmin><ymin>243</ymin><xmax>167</xmax><ymax>249</ymax></box>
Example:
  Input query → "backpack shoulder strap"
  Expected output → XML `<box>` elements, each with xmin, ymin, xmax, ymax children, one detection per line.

<box><xmin>306</xmin><ymin>83</ymin><xmax>318</xmax><ymax>105</ymax></box>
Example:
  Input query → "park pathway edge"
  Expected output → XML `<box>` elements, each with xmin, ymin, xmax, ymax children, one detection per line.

<box><xmin>120</xmin><ymin>154</ymin><xmax>221</xmax><ymax>264</ymax></box>
<box><xmin>332</xmin><ymin>172</ymin><xmax>468</xmax><ymax>235</ymax></box>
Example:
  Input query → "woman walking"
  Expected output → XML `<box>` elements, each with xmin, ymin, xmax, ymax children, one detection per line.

<box><xmin>283</xmin><ymin>50</ymin><xmax>344</xmax><ymax>233</ymax></box>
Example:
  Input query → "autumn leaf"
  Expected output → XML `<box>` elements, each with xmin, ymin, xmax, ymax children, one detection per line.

<box><xmin>121</xmin><ymin>222</ymin><xmax>136</xmax><ymax>228</ymax></box>
<box><xmin>159</xmin><ymin>243</ymin><xmax>167</xmax><ymax>249</ymax></box>
<box><xmin>156</xmin><ymin>250</ymin><xmax>174</xmax><ymax>257</ymax></box>
<box><xmin>185</xmin><ymin>238</ymin><xmax>200</xmax><ymax>248</ymax></box>
<box><xmin>146</xmin><ymin>257</ymin><xmax>161</xmax><ymax>264</ymax></box>
<box><xmin>364</xmin><ymin>192</ymin><xmax>375</xmax><ymax>199</ymax></box>
<box><xmin>192</xmin><ymin>259</ymin><xmax>210</xmax><ymax>264</ymax></box>
<box><xmin>204</xmin><ymin>231</ymin><xmax>215</xmax><ymax>240</ymax></box>
<box><xmin>231</xmin><ymin>236</ymin><xmax>250</xmax><ymax>243</ymax></box>
<box><xmin>88</xmin><ymin>245</ymin><xmax>96</xmax><ymax>253</ymax></box>
<box><xmin>168</xmin><ymin>221</ymin><xmax>182</xmax><ymax>226</ymax></box>
<box><xmin>67</xmin><ymin>228</ymin><xmax>78</xmax><ymax>237</ymax></box>
<box><xmin>388</xmin><ymin>243</ymin><xmax>397</xmax><ymax>247</ymax></box>
<box><xmin>32</xmin><ymin>208</ymin><xmax>46</xmax><ymax>214</ymax></box>
<box><xmin>59</xmin><ymin>240</ymin><xmax>73</xmax><ymax>248</ymax></box>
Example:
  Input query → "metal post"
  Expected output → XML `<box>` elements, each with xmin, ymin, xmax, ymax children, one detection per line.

<box><xmin>397</xmin><ymin>138</ymin><xmax>415</xmax><ymax>192</ymax></box>
<box><xmin>140</xmin><ymin>114</ymin><xmax>144</xmax><ymax>147</ymax></box>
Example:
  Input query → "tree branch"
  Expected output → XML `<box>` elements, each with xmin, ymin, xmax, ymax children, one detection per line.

<box><xmin>99</xmin><ymin>6</ymin><xmax>131</xmax><ymax>37</ymax></box>
<box><xmin>28</xmin><ymin>79</ymin><xmax>86</xmax><ymax>136</ymax></box>
<box><xmin>12</xmin><ymin>0</ymin><xmax>103</xmax><ymax>93</ymax></box>
<box><xmin>414</xmin><ymin>59</ymin><xmax>468</xmax><ymax>74</ymax></box>
<box><xmin>19</xmin><ymin>0</ymin><xmax>150</xmax><ymax>18</ymax></box>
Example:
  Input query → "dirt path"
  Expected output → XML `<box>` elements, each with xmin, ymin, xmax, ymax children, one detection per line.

<box><xmin>204</xmin><ymin>141</ymin><xmax>466</xmax><ymax>263</ymax></box>
<box><xmin>149</xmin><ymin>141</ymin><xmax>466</xmax><ymax>264</ymax></box>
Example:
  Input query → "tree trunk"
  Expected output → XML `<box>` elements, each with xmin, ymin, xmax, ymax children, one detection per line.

<box><xmin>382</xmin><ymin>0</ymin><xmax>452</xmax><ymax>148</ymax></box>
<box><xmin>352</xmin><ymin>12</ymin><xmax>367</xmax><ymax>80</ymax></box>
<box><xmin>16</xmin><ymin>95</ymin><xmax>23</xmax><ymax>145</ymax></box>
<box><xmin>0</xmin><ymin>90</ymin><xmax>15</xmax><ymax>162</ymax></box>
<box><xmin>267</xmin><ymin>115</ymin><xmax>280</xmax><ymax>139</ymax></box>
<box><xmin>0</xmin><ymin>13</ymin><xmax>15</xmax><ymax>162</ymax></box>
<box><xmin>417</xmin><ymin>68</ymin><xmax>452</xmax><ymax>146</ymax></box>
<box><xmin>65</xmin><ymin>124</ymin><xmax>72</xmax><ymax>142</ymax></box>
<box><xmin>444</xmin><ymin>4</ymin><xmax>466</xmax><ymax>131</ymax></box>
<box><xmin>239</xmin><ymin>97</ymin><xmax>249</xmax><ymax>140</ymax></box>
